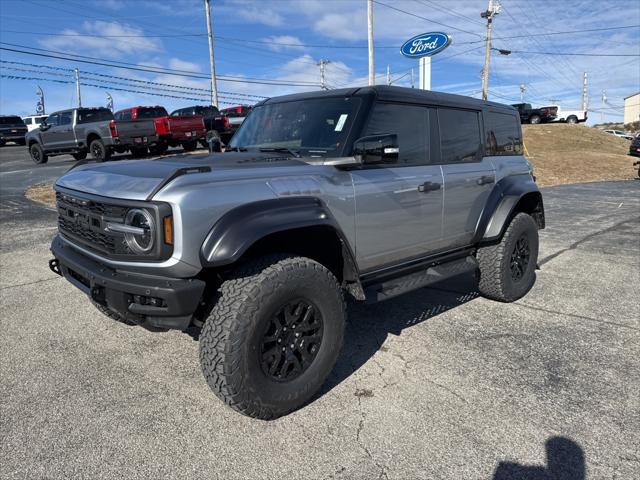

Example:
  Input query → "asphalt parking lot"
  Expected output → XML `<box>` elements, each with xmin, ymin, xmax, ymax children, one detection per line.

<box><xmin>1</xmin><ymin>144</ymin><xmax>639</xmax><ymax>479</ymax></box>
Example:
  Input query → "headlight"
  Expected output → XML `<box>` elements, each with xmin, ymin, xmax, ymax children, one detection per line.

<box><xmin>124</xmin><ymin>208</ymin><xmax>155</xmax><ymax>254</ymax></box>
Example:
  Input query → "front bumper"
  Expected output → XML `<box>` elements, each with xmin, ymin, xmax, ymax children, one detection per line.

<box><xmin>50</xmin><ymin>235</ymin><xmax>205</xmax><ymax>331</ymax></box>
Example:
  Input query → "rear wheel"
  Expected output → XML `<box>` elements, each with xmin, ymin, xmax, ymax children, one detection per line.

<box><xmin>529</xmin><ymin>115</ymin><xmax>541</xmax><ymax>124</ymax></box>
<box><xmin>199</xmin><ymin>255</ymin><xmax>346</xmax><ymax>419</ymax></box>
<box><xmin>476</xmin><ymin>213</ymin><xmax>539</xmax><ymax>302</ymax></box>
<box><xmin>149</xmin><ymin>142</ymin><xmax>168</xmax><ymax>156</ymax></box>
<box><xmin>89</xmin><ymin>138</ymin><xmax>111</xmax><ymax>162</ymax></box>
<box><xmin>566</xmin><ymin>115</ymin><xmax>578</xmax><ymax>124</ymax></box>
<box><xmin>29</xmin><ymin>143</ymin><xmax>48</xmax><ymax>164</ymax></box>
<box><xmin>72</xmin><ymin>151</ymin><xmax>87</xmax><ymax>161</ymax></box>
<box><xmin>181</xmin><ymin>140</ymin><xmax>198</xmax><ymax>152</ymax></box>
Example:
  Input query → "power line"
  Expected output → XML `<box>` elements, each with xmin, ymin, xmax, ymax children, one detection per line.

<box><xmin>0</xmin><ymin>45</ymin><xmax>321</xmax><ymax>87</ymax></box>
<box><xmin>510</xmin><ymin>50</ymin><xmax>640</xmax><ymax>57</ymax></box>
<box><xmin>371</xmin><ymin>0</ymin><xmax>483</xmax><ymax>37</ymax></box>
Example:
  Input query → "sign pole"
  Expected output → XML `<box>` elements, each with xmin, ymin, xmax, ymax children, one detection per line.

<box><xmin>418</xmin><ymin>56</ymin><xmax>431</xmax><ymax>90</ymax></box>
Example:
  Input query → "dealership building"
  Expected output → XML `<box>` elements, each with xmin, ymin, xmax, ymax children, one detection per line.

<box><xmin>624</xmin><ymin>92</ymin><xmax>640</xmax><ymax>125</ymax></box>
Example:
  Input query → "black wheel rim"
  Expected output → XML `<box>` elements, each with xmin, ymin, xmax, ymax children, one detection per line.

<box><xmin>510</xmin><ymin>234</ymin><xmax>531</xmax><ymax>282</ymax></box>
<box><xmin>260</xmin><ymin>299</ymin><xmax>324</xmax><ymax>382</ymax></box>
<box><xmin>31</xmin><ymin>147</ymin><xmax>40</xmax><ymax>162</ymax></box>
<box><xmin>91</xmin><ymin>143</ymin><xmax>103</xmax><ymax>159</ymax></box>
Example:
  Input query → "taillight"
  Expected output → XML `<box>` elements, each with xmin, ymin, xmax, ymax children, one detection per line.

<box><xmin>223</xmin><ymin>116</ymin><xmax>231</xmax><ymax>129</ymax></box>
<box><xmin>109</xmin><ymin>120</ymin><xmax>118</xmax><ymax>138</ymax></box>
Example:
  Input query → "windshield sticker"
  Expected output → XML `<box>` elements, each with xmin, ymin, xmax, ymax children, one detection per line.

<box><xmin>335</xmin><ymin>114</ymin><xmax>348</xmax><ymax>132</ymax></box>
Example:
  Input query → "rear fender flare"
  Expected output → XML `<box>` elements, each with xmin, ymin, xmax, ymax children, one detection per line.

<box><xmin>474</xmin><ymin>175</ymin><xmax>544</xmax><ymax>243</ymax></box>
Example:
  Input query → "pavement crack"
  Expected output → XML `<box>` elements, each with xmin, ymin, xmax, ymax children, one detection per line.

<box><xmin>514</xmin><ymin>302</ymin><xmax>639</xmax><ymax>332</ymax></box>
<box><xmin>539</xmin><ymin>216</ymin><xmax>640</xmax><ymax>266</ymax></box>
<box><xmin>424</xmin><ymin>378</ymin><xmax>470</xmax><ymax>405</ymax></box>
<box><xmin>0</xmin><ymin>276</ymin><xmax>61</xmax><ymax>290</ymax></box>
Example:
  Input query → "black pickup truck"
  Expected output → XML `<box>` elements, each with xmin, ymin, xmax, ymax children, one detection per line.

<box><xmin>170</xmin><ymin>105</ymin><xmax>232</xmax><ymax>146</ymax></box>
<box><xmin>511</xmin><ymin>103</ymin><xmax>557</xmax><ymax>124</ymax></box>
<box><xmin>0</xmin><ymin>116</ymin><xmax>28</xmax><ymax>146</ymax></box>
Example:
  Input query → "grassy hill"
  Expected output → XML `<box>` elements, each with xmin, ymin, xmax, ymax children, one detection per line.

<box><xmin>523</xmin><ymin>124</ymin><xmax>636</xmax><ymax>186</ymax></box>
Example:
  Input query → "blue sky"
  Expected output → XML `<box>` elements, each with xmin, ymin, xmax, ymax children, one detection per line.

<box><xmin>0</xmin><ymin>0</ymin><xmax>638</xmax><ymax>124</ymax></box>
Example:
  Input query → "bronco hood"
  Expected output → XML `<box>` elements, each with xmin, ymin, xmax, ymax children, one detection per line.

<box><xmin>55</xmin><ymin>152</ymin><xmax>308</xmax><ymax>200</ymax></box>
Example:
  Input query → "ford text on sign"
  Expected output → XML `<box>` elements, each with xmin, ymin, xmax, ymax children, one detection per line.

<box><xmin>400</xmin><ymin>32</ymin><xmax>451</xmax><ymax>58</ymax></box>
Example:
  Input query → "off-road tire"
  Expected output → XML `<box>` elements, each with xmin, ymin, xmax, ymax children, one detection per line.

<box><xmin>476</xmin><ymin>213</ymin><xmax>539</xmax><ymax>302</ymax></box>
<box><xmin>89</xmin><ymin>138</ymin><xmax>111</xmax><ymax>162</ymax></box>
<box><xmin>529</xmin><ymin>115</ymin><xmax>541</xmax><ymax>124</ymax></box>
<box><xmin>92</xmin><ymin>301</ymin><xmax>136</xmax><ymax>326</ymax></box>
<box><xmin>566</xmin><ymin>115</ymin><xmax>578</xmax><ymax>124</ymax></box>
<box><xmin>72</xmin><ymin>151</ymin><xmax>87</xmax><ymax>161</ymax></box>
<box><xmin>199</xmin><ymin>255</ymin><xmax>346</xmax><ymax>420</ymax></box>
<box><xmin>181</xmin><ymin>140</ymin><xmax>198</xmax><ymax>152</ymax></box>
<box><xmin>30</xmin><ymin>143</ymin><xmax>48</xmax><ymax>164</ymax></box>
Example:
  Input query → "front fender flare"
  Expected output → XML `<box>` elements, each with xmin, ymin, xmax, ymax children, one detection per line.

<box><xmin>199</xmin><ymin>197</ymin><xmax>356</xmax><ymax>271</ymax></box>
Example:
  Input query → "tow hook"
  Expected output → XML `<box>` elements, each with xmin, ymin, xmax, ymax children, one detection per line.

<box><xmin>49</xmin><ymin>258</ymin><xmax>62</xmax><ymax>276</ymax></box>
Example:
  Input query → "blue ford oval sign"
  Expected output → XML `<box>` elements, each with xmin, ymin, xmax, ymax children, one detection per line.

<box><xmin>400</xmin><ymin>32</ymin><xmax>451</xmax><ymax>58</ymax></box>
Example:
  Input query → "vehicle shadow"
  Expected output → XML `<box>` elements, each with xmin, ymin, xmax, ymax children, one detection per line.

<box><xmin>319</xmin><ymin>272</ymin><xmax>480</xmax><ymax>396</ymax></box>
<box><xmin>493</xmin><ymin>436</ymin><xmax>585</xmax><ymax>480</ymax></box>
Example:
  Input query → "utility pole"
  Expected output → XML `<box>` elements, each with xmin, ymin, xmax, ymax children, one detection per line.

<box><xmin>106</xmin><ymin>93</ymin><xmax>113</xmax><ymax>112</ymax></box>
<box><xmin>411</xmin><ymin>68</ymin><xmax>414</xmax><ymax>88</ymax></box>
<box><xmin>36</xmin><ymin>85</ymin><xmax>45</xmax><ymax>115</ymax></box>
<box><xmin>601</xmin><ymin>90</ymin><xmax>606</xmax><ymax>124</ymax></box>
<box><xmin>480</xmin><ymin>0</ymin><xmax>501</xmax><ymax>101</ymax></box>
<box><xmin>367</xmin><ymin>0</ymin><xmax>374</xmax><ymax>86</ymax></box>
<box><xmin>519</xmin><ymin>83</ymin><xmax>526</xmax><ymax>102</ymax></box>
<box><xmin>204</xmin><ymin>0</ymin><xmax>219</xmax><ymax>107</ymax></box>
<box><xmin>318</xmin><ymin>59</ymin><xmax>330</xmax><ymax>90</ymax></box>
<box><xmin>386</xmin><ymin>65</ymin><xmax>390</xmax><ymax>86</ymax></box>
<box><xmin>74</xmin><ymin>68</ymin><xmax>82</xmax><ymax>108</ymax></box>
<box><xmin>581</xmin><ymin>72</ymin><xmax>588</xmax><ymax>111</ymax></box>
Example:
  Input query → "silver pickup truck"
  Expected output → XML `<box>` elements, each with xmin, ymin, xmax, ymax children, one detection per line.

<box><xmin>26</xmin><ymin>107</ymin><xmax>158</xmax><ymax>164</ymax></box>
<box><xmin>49</xmin><ymin>86</ymin><xmax>545</xmax><ymax>419</ymax></box>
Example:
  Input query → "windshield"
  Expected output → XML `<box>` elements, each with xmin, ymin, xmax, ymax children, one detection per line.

<box><xmin>137</xmin><ymin>107</ymin><xmax>168</xmax><ymax>118</ymax></box>
<box><xmin>229</xmin><ymin>97</ymin><xmax>361</xmax><ymax>157</ymax></box>
<box><xmin>0</xmin><ymin>116</ymin><xmax>24</xmax><ymax>125</ymax></box>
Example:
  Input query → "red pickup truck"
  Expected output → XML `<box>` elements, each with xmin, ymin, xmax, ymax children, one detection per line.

<box><xmin>114</xmin><ymin>106</ymin><xmax>205</xmax><ymax>155</ymax></box>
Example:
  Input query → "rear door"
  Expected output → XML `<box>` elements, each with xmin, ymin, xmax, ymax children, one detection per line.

<box><xmin>352</xmin><ymin>102</ymin><xmax>444</xmax><ymax>272</ymax></box>
<box><xmin>438</xmin><ymin>107</ymin><xmax>495</xmax><ymax>248</ymax></box>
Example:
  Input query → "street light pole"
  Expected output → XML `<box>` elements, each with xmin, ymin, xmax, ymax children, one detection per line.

<box><xmin>74</xmin><ymin>68</ymin><xmax>82</xmax><ymax>108</ymax></box>
<box><xmin>481</xmin><ymin>0</ymin><xmax>501</xmax><ymax>101</ymax></box>
<box><xmin>367</xmin><ymin>0</ymin><xmax>375</xmax><ymax>86</ymax></box>
<box><xmin>204</xmin><ymin>0</ymin><xmax>219</xmax><ymax>107</ymax></box>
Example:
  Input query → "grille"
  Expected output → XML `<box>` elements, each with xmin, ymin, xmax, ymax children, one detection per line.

<box><xmin>56</xmin><ymin>192</ymin><xmax>128</xmax><ymax>255</ymax></box>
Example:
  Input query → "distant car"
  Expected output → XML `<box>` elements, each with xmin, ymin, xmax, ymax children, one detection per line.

<box><xmin>170</xmin><ymin>105</ymin><xmax>232</xmax><ymax>145</ymax></box>
<box><xmin>0</xmin><ymin>115</ymin><xmax>28</xmax><ymax>146</ymax></box>
<box><xmin>22</xmin><ymin>115</ymin><xmax>48</xmax><ymax>132</ymax></box>
<box><xmin>540</xmin><ymin>105</ymin><xmax>587</xmax><ymax>124</ymax></box>
<box><xmin>604</xmin><ymin>129</ymin><xmax>634</xmax><ymax>140</ymax></box>
<box><xmin>219</xmin><ymin>105</ymin><xmax>252</xmax><ymax>139</ymax></box>
<box><xmin>629</xmin><ymin>135</ymin><xmax>640</xmax><ymax>158</ymax></box>
<box><xmin>511</xmin><ymin>103</ymin><xmax>557</xmax><ymax>124</ymax></box>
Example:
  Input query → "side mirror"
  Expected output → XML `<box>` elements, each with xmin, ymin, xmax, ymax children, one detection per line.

<box><xmin>353</xmin><ymin>134</ymin><xmax>399</xmax><ymax>164</ymax></box>
<box><xmin>39</xmin><ymin>122</ymin><xmax>50</xmax><ymax>131</ymax></box>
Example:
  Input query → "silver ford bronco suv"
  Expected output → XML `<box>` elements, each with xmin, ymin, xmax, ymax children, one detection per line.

<box><xmin>49</xmin><ymin>86</ymin><xmax>544</xmax><ymax>419</ymax></box>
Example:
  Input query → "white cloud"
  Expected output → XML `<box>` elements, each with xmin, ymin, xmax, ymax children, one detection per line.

<box><xmin>262</xmin><ymin>36</ymin><xmax>306</xmax><ymax>52</ymax></box>
<box><xmin>44</xmin><ymin>21</ymin><xmax>162</xmax><ymax>58</ymax></box>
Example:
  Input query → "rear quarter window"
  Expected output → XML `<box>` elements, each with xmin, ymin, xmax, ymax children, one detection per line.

<box><xmin>485</xmin><ymin>111</ymin><xmax>523</xmax><ymax>156</ymax></box>
<box><xmin>438</xmin><ymin>108</ymin><xmax>482</xmax><ymax>163</ymax></box>
<box><xmin>77</xmin><ymin>109</ymin><xmax>114</xmax><ymax>124</ymax></box>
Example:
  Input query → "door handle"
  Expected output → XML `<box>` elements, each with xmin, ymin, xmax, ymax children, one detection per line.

<box><xmin>477</xmin><ymin>175</ymin><xmax>495</xmax><ymax>186</ymax></box>
<box><xmin>418</xmin><ymin>181</ymin><xmax>441</xmax><ymax>193</ymax></box>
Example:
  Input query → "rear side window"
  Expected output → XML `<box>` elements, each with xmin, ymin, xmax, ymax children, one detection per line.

<box><xmin>137</xmin><ymin>107</ymin><xmax>167</xmax><ymax>119</ymax></box>
<box><xmin>485</xmin><ymin>111</ymin><xmax>523</xmax><ymax>156</ymax></box>
<box><xmin>438</xmin><ymin>108</ymin><xmax>482</xmax><ymax>163</ymax></box>
<box><xmin>77</xmin><ymin>109</ymin><xmax>114</xmax><ymax>123</ymax></box>
<box><xmin>35</xmin><ymin>117</ymin><xmax>46</xmax><ymax>124</ymax></box>
<box><xmin>24</xmin><ymin>118</ymin><xmax>32</xmax><ymax>125</ymax></box>
<box><xmin>363</xmin><ymin>103</ymin><xmax>429</xmax><ymax>165</ymax></box>
<box><xmin>120</xmin><ymin>110</ymin><xmax>132</xmax><ymax>121</ymax></box>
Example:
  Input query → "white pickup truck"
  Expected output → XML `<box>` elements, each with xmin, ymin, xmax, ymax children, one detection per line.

<box><xmin>543</xmin><ymin>105</ymin><xmax>587</xmax><ymax>124</ymax></box>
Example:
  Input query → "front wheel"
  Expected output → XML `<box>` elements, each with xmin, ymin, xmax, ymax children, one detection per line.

<box><xmin>566</xmin><ymin>115</ymin><xmax>578</xmax><ymax>124</ymax></box>
<box><xmin>72</xmin><ymin>151</ymin><xmax>87</xmax><ymax>161</ymax></box>
<box><xmin>149</xmin><ymin>142</ymin><xmax>168</xmax><ymax>156</ymax></box>
<box><xmin>30</xmin><ymin>143</ymin><xmax>48</xmax><ymax>164</ymax></box>
<box><xmin>89</xmin><ymin>139</ymin><xmax>111</xmax><ymax>162</ymax></box>
<box><xmin>199</xmin><ymin>255</ymin><xmax>346</xmax><ymax>420</ymax></box>
<box><xmin>476</xmin><ymin>213</ymin><xmax>539</xmax><ymax>302</ymax></box>
<box><xmin>181</xmin><ymin>140</ymin><xmax>198</xmax><ymax>152</ymax></box>
<box><xmin>529</xmin><ymin>115</ymin><xmax>541</xmax><ymax>124</ymax></box>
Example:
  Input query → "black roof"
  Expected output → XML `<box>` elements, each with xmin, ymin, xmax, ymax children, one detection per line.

<box><xmin>262</xmin><ymin>85</ymin><xmax>515</xmax><ymax>112</ymax></box>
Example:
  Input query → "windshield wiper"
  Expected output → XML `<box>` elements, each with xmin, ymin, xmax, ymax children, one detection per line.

<box><xmin>258</xmin><ymin>147</ymin><xmax>300</xmax><ymax>157</ymax></box>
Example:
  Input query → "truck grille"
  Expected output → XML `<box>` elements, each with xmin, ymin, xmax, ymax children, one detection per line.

<box><xmin>56</xmin><ymin>192</ymin><xmax>129</xmax><ymax>255</ymax></box>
